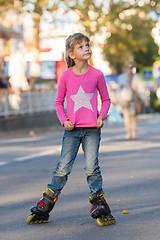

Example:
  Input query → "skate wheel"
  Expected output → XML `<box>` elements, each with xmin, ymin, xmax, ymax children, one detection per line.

<box><xmin>27</xmin><ymin>213</ymin><xmax>49</xmax><ymax>224</ymax></box>
<box><xmin>97</xmin><ymin>215</ymin><xmax>116</xmax><ymax>227</ymax></box>
<box><xmin>27</xmin><ymin>215</ymin><xmax>35</xmax><ymax>224</ymax></box>
<box><xmin>97</xmin><ymin>217</ymin><xmax>105</xmax><ymax>227</ymax></box>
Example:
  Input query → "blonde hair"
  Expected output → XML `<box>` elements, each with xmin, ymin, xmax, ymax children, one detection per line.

<box><xmin>65</xmin><ymin>33</ymin><xmax>90</xmax><ymax>68</ymax></box>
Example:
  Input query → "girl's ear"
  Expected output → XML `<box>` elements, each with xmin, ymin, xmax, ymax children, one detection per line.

<box><xmin>69</xmin><ymin>51</ymin><xmax>75</xmax><ymax>60</ymax></box>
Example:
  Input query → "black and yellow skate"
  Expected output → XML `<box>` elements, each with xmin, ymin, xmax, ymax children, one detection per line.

<box><xmin>27</xmin><ymin>188</ymin><xmax>58</xmax><ymax>224</ymax></box>
<box><xmin>27</xmin><ymin>213</ymin><xmax>49</xmax><ymax>224</ymax></box>
<box><xmin>89</xmin><ymin>193</ymin><xmax>116</xmax><ymax>227</ymax></box>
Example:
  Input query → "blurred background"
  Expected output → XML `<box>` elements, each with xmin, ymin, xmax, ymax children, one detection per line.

<box><xmin>0</xmin><ymin>0</ymin><xmax>160</xmax><ymax>131</ymax></box>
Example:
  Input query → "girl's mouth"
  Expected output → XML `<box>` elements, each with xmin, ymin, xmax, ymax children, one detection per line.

<box><xmin>84</xmin><ymin>52</ymin><xmax>91</xmax><ymax>56</ymax></box>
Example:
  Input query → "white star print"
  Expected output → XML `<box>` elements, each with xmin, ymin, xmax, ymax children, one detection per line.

<box><xmin>70</xmin><ymin>86</ymin><xmax>94</xmax><ymax>113</ymax></box>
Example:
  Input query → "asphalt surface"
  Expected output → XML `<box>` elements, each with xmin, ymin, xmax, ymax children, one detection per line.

<box><xmin>0</xmin><ymin>113</ymin><xmax>160</xmax><ymax>240</ymax></box>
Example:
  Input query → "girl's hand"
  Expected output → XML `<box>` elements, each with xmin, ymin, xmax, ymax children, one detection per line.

<box><xmin>96</xmin><ymin>116</ymin><xmax>104</xmax><ymax>128</ymax></box>
<box><xmin>64</xmin><ymin>120</ymin><xmax>74</xmax><ymax>131</ymax></box>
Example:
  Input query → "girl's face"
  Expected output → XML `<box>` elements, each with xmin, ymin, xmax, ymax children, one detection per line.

<box><xmin>69</xmin><ymin>39</ymin><xmax>92</xmax><ymax>62</ymax></box>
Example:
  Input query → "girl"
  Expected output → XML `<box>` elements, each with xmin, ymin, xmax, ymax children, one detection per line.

<box><xmin>27</xmin><ymin>33</ymin><xmax>116</xmax><ymax>226</ymax></box>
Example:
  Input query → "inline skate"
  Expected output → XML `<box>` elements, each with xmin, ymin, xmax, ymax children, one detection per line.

<box><xmin>27</xmin><ymin>188</ymin><xmax>58</xmax><ymax>224</ymax></box>
<box><xmin>89</xmin><ymin>193</ymin><xmax>116</xmax><ymax>226</ymax></box>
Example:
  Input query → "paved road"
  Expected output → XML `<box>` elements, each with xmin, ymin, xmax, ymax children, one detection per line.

<box><xmin>0</xmin><ymin>113</ymin><xmax>160</xmax><ymax>240</ymax></box>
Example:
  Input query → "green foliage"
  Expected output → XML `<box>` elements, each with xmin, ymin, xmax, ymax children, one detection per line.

<box><xmin>0</xmin><ymin>0</ymin><xmax>24</xmax><ymax>15</ymax></box>
<box><xmin>0</xmin><ymin>0</ymin><xmax>14</xmax><ymax>7</ymax></box>
<box><xmin>103</xmin><ymin>15</ymin><xmax>159</xmax><ymax>73</ymax></box>
<box><xmin>133</xmin><ymin>34</ymin><xmax>159</xmax><ymax>71</ymax></box>
<box><xmin>70</xmin><ymin>0</ymin><xmax>160</xmax><ymax>73</ymax></box>
<box><xmin>22</xmin><ymin>0</ymin><xmax>60</xmax><ymax>49</ymax></box>
<box><xmin>150</xmin><ymin>91</ymin><xmax>160</xmax><ymax>112</ymax></box>
<box><xmin>0</xmin><ymin>0</ymin><xmax>159</xmax><ymax>74</ymax></box>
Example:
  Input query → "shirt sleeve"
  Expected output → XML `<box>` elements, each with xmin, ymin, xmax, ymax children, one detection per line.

<box><xmin>55</xmin><ymin>72</ymin><xmax>68</xmax><ymax>125</ymax></box>
<box><xmin>97</xmin><ymin>71</ymin><xmax>111</xmax><ymax>119</ymax></box>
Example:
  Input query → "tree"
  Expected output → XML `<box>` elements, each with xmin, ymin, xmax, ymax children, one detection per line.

<box><xmin>0</xmin><ymin>0</ymin><xmax>63</xmax><ymax>88</ymax></box>
<box><xmin>0</xmin><ymin>0</ymin><xmax>14</xmax><ymax>8</ymax></box>
<box><xmin>70</xmin><ymin>0</ymin><xmax>160</xmax><ymax>73</ymax></box>
<box><xmin>103</xmin><ymin>0</ymin><xmax>159</xmax><ymax>73</ymax></box>
<box><xmin>20</xmin><ymin>0</ymin><xmax>59</xmax><ymax>88</ymax></box>
<box><xmin>1</xmin><ymin>0</ymin><xmax>159</xmax><ymax>76</ymax></box>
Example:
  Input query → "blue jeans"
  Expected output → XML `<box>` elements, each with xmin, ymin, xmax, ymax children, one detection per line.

<box><xmin>48</xmin><ymin>127</ymin><xmax>103</xmax><ymax>196</ymax></box>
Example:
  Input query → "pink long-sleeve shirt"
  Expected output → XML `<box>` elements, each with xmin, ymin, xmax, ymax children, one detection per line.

<box><xmin>55</xmin><ymin>65</ymin><xmax>111</xmax><ymax>127</ymax></box>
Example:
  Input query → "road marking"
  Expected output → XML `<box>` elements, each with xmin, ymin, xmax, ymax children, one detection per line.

<box><xmin>101</xmin><ymin>134</ymin><xmax>125</xmax><ymax>143</ymax></box>
<box><xmin>101</xmin><ymin>130</ymin><xmax>146</xmax><ymax>143</ymax></box>
<box><xmin>0</xmin><ymin>162</ymin><xmax>8</xmax><ymax>166</ymax></box>
<box><xmin>14</xmin><ymin>150</ymin><xmax>58</xmax><ymax>162</ymax></box>
<box><xmin>0</xmin><ymin>129</ymin><xmax>149</xmax><ymax>167</ymax></box>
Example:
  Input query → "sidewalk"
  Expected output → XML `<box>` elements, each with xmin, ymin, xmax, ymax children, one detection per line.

<box><xmin>0</xmin><ymin>112</ymin><xmax>156</xmax><ymax>138</ymax></box>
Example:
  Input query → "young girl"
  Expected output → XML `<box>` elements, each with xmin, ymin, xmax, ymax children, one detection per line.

<box><xmin>27</xmin><ymin>33</ymin><xmax>116</xmax><ymax>226</ymax></box>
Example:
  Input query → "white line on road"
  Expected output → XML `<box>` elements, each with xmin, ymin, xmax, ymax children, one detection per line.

<box><xmin>0</xmin><ymin>130</ymin><xmax>147</xmax><ymax>168</ymax></box>
<box><xmin>0</xmin><ymin>162</ymin><xmax>8</xmax><ymax>166</ymax></box>
<box><xmin>14</xmin><ymin>150</ymin><xmax>58</xmax><ymax>162</ymax></box>
<box><xmin>101</xmin><ymin>130</ymin><xmax>146</xmax><ymax>143</ymax></box>
<box><xmin>101</xmin><ymin>134</ymin><xmax>125</xmax><ymax>143</ymax></box>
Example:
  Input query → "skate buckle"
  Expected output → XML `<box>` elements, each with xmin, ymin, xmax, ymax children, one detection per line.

<box><xmin>37</xmin><ymin>200</ymin><xmax>47</xmax><ymax>208</ymax></box>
